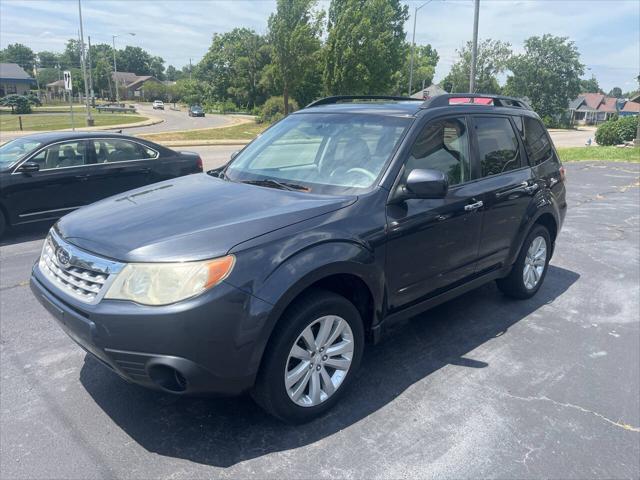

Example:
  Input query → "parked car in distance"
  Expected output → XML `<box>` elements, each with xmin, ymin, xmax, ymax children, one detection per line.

<box><xmin>188</xmin><ymin>105</ymin><xmax>205</xmax><ymax>117</ymax></box>
<box><xmin>152</xmin><ymin>100</ymin><xmax>164</xmax><ymax>110</ymax></box>
<box><xmin>31</xmin><ymin>94</ymin><xmax>566</xmax><ymax>423</ymax></box>
<box><xmin>0</xmin><ymin>132</ymin><xmax>203</xmax><ymax>237</ymax></box>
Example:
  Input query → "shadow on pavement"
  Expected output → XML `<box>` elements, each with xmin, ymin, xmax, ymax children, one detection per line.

<box><xmin>0</xmin><ymin>221</ymin><xmax>53</xmax><ymax>247</ymax></box>
<box><xmin>80</xmin><ymin>265</ymin><xmax>579</xmax><ymax>467</ymax></box>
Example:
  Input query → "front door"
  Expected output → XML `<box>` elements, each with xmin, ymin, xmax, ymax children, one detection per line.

<box><xmin>385</xmin><ymin>116</ymin><xmax>483</xmax><ymax>311</ymax></box>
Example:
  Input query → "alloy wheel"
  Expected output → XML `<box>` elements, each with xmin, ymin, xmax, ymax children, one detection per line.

<box><xmin>523</xmin><ymin>235</ymin><xmax>547</xmax><ymax>289</ymax></box>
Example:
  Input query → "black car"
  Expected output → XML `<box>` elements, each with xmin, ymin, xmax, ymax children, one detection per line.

<box><xmin>30</xmin><ymin>94</ymin><xmax>566</xmax><ymax>423</ymax></box>
<box><xmin>188</xmin><ymin>105</ymin><xmax>205</xmax><ymax>117</ymax></box>
<box><xmin>0</xmin><ymin>132</ymin><xmax>203</xmax><ymax>237</ymax></box>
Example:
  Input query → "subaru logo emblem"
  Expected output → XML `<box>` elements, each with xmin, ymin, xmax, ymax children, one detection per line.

<box><xmin>56</xmin><ymin>248</ymin><xmax>71</xmax><ymax>267</ymax></box>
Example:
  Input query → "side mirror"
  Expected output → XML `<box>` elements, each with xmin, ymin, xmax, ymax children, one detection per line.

<box><xmin>17</xmin><ymin>161</ymin><xmax>40</xmax><ymax>174</ymax></box>
<box><xmin>404</xmin><ymin>168</ymin><xmax>448</xmax><ymax>199</ymax></box>
<box><xmin>230</xmin><ymin>150</ymin><xmax>240</xmax><ymax>161</ymax></box>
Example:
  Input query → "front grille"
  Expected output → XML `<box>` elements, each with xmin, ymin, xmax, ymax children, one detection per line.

<box><xmin>38</xmin><ymin>231</ymin><xmax>124</xmax><ymax>304</ymax></box>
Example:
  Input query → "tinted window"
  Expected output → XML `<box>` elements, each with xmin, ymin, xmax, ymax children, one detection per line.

<box><xmin>405</xmin><ymin>117</ymin><xmax>471</xmax><ymax>186</ymax></box>
<box><xmin>522</xmin><ymin>116</ymin><xmax>553</xmax><ymax>165</ymax></box>
<box><xmin>93</xmin><ymin>140</ymin><xmax>157</xmax><ymax>163</ymax></box>
<box><xmin>475</xmin><ymin>116</ymin><xmax>520</xmax><ymax>177</ymax></box>
<box><xmin>0</xmin><ymin>138</ymin><xmax>42</xmax><ymax>170</ymax></box>
<box><xmin>33</xmin><ymin>141</ymin><xmax>89</xmax><ymax>170</ymax></box>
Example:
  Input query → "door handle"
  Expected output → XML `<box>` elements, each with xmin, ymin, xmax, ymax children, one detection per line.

<box><xmin>464</xmin><ymin>200</ymin><xmax>484</xmax><ymax>212</ymax></box>
<box><xmin>524</xmin><ymin>183</ymin><xmax>539</xmax><ymax>194</ymax></box>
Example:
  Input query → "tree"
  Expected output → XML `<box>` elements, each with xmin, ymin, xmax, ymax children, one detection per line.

<box><xmin>580</xmin><ymin>76</ymin><xmax>602</xmax><ymax>93</ymax></box>
<box><xmin>268</xmin><ymin>0</ymin><xmax>323</xmax><ymax>114</ymax></box>
<box><xmin>393</xmin><ymin>43</ymin><xmax>439</xmax><ymax>95</ymax></box>
<box><xmin>609</xmin><ymin>87</ymin><xmax>623</xmax><ymax>98</ymax></box>
<box><xmin>60</xmin><ymin>39</ymin><xmax>81</xmax><ymax>69</ymax></box>
<box><xmin>37</xmin><ymin>51</ymin><xmax>60</xmax><ymax>69</ymax></box>
<box><xmin>324</xmin><ymin>0</ymin><xmax>408</xmax><ymax>96</ymax></box>
<box><xmin>197</xmin><ymin>28</ymin><xmax>272</xmax><ymax>108</ymax></box>
<box><xmin>0</xmin><ymin>43</ymin><xmax>36</xmax><ymax>71</ymax></box>
<box><xmin>166</xmin><ymin>65</ymin><xmax>183</xmax><ymax>81</ymax></box>
<box><xmin>441</xmin><ymin>39</ymin><xmax>512</xmax><ymax>94</ymax></box>
<box><xmin>0</xmin><ymin>94</ymin><xmax>41</xmax><ymax>114</ymax></box>
<box><xmin>505</xmin><ymin>34</ymin><xmax>584</xmax><ymax>119</ymax></box>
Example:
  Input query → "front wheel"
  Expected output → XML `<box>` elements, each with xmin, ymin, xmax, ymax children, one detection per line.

<box><xmin>252</xmin><ymin>290</ymin><xmax>364</xmax><ymax>423</ymax></box>
<box><xmin>497</xmin><ymin>225</ymin><xmax>551</xmax><ymax>299</ymax></box>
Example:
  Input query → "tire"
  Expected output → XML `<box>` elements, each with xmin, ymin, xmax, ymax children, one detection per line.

<box><xmin>0</xmin><ymin>209</ymin><xmax>6</xmax><ymax>239</ymax></box>
<box><xmin>497</xmin><ymin>224</ymin><xmax>551</xmax><ymax>299</ymax></box>
<box><xmin>252</xmin><ymin>289</ymin><xmax>365</xmax><ymax>423</ymax></box>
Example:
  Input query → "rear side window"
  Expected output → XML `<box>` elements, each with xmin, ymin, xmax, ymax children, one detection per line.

<box><xmin>522</xmin><ymin>116</ymin><xmax>554</xmax><ymax>165</ymax></box>
<box><xmin>474</xmin><ymin>117</ymin><xmax>521</xmax><ymax>177</ymax></box>
<box><xmin>93</xmin><ymin>140</ymin><xmax>158</xmax><ymax>163</ymax></box>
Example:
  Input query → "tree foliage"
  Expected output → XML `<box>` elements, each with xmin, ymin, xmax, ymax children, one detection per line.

<box><xmin>505</xmin><ymin>34</ymin><xmax>584</xmax><ymax>119</ymax></box>
<box><xmin>580</xmin><ymin>76</ymin><xmax>602</xmax><ymax>93</ymax></box>
<box><xmin>324</xmin><ymin>0</ymin><xmax>408</xmax><ymax>95</ymax></box>
<box><xmin>268</xmin><ymin>0</ymin><xmax>323</xmax><ymax>113</ymax></box>
<box><xmin>394</xmin><ymin>43</ymin><xmax>439</xmax><ymax>95</ymax></box>
<box><xmin>0</xmin><ymin>94</ymin><xmax>41</xmax><ymax>114</ymax></box>
<box><xmin>0</xmin><ymin>43</ymin><xmax>36</xmax><ymax>71</ymax></box>
<box><xmin>441</xmin><ymin>39</ymin><xmax>512</xmax><ymax>94</ymax></box>
<box><xmin>608</xmin><ymin>87</ymin><xmax>623</xmax><ymax>98</ymax></box>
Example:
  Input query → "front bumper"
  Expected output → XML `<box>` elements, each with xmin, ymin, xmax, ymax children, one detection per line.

<box><xmin>31</xmin><ymin>264</ymin><xmax>273</xmax><ymax>396</ymax></box>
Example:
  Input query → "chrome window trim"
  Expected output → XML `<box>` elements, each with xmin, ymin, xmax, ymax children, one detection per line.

<box><xmin>11</xmin><ymin>137</ymin><xmax>160</xmax><ymax>174</ymax></box>
<box><xmin>18</xmin><ymin>206</ymin><xmax>83</xmax><ymax>218</ymax></box>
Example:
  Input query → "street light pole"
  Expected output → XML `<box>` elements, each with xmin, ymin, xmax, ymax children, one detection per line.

<box><xmin>111</xmin><ymin>32</ymin><xmax>135</xmax><ymax>104</ymax></box>
<box><xmin>408</xmin><ymin>0</ymin><xmax>441</xmax><ymax>96</ymax></box>
<box><xmin>78</xmin><ymin>0</ymin><xmax>94</xmax><ymax>126</ymax></box>
<box><xmin>469</xmin><ymin>0</ymin><xmax>480</xmax><ymax>94</ymax></box>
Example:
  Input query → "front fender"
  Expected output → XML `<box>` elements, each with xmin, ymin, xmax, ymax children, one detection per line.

<box><xmin>239</xmin><ymin>240</ymin><xmax>384</xmax><ymax>375</ymax></box>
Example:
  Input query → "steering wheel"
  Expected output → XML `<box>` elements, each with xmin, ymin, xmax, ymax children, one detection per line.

<box><xmin>345</xmin><ymin>168</ymin><xmax>376</xmax><ymax>183</ymax></box>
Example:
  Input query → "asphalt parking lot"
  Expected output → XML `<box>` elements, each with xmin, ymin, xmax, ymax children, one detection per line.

<box><xmin>1</xmin><ymin>161</ymin><xmax>638</xmax><ymax>479</ymax></box>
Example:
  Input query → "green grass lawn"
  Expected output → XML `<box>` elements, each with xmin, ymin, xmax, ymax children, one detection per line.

<box><xmin>557</xmin><ymin>146</ymin><xmax>640</xmax><ymax>162</ymax></box>
<box><xmin>140</xmin><ymin>121</ymin><xmax>267</xmax><ymax>142</ymax></box>
<box><xmin>0</xmin><ymin>111</ymin><xmax>147</xmax><ymax>131</ymax></box>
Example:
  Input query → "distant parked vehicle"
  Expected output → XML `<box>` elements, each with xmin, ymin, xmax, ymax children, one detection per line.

<box><xmin>152</xmin><ymin>100</ymin><xmax>165</xmax><ymax>110</ymax></box>
<box><xmin>0</xmin><ymin>132</ymin><xmax>203</xmax><ymax>237</ymax></box>
<box><xmin>188</xmin><ymin>105</ymin><xmax>205</xmax><ymax>117</ymax></box>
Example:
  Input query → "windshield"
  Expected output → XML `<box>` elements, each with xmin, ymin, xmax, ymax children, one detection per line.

<box><xmin>225</xmin><ymin>113</ymin><xmax>412</xmax><ymax>194</ymax></box>
<box><xmin>0</xmin><ymin>138</ymin><xmax>43</xmax><ymax>170</ymax></box>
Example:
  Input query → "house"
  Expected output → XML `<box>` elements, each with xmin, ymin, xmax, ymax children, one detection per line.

<box><xmin>569</xmin><ymin>93</ymin><xmax>619</xmax><ymax>125</ymax></box>
<box><xmin>619</xmin><ymin>93</ymin><xmax>640</xmax><ymax>117</ymax></box>
<box><xmin>112</xmin><ymin>72</ymin><xmax>162</xmax><ymax>99</ymax></box>
<box><xmin>410</xmin><ymin>84</ymin><xmax>448</xmax><ymax>100</ymax></box>
<box><xmin>0</xmin><ymin>63</ymin><xmax>36</xmax><ymax>96</ymax></box>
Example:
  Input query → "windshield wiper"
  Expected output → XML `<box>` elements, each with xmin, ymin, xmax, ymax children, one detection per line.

<box><xmin>242</xmin><ymin>179</ymin><xmax>309</xmax><ymax>192</ymax></box>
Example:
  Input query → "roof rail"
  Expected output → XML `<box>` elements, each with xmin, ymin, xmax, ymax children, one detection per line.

<box><xmin>422</xmin><ymin>93</ymin><xmax>532</xmax><ymax>110</ymax></box>
<box><xmin>306</xmin><ymin>95</ymin><xmax>422</xmax><ymax>108</ymax></box>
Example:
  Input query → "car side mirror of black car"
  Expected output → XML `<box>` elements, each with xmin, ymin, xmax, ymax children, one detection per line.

<box><xmin>17</xmin><ymin>161</ymin><xmax>40</xmax><ymax>174</ymax></box>
<box><xmin>393</xmin><ymin>168</ymin><xmax>448</xmax><ymax>202</ymax></box>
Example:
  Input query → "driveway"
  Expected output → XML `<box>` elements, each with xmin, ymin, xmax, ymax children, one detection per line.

<box><xmin>0</xmin><ymin>162</ymin><xmax>638</xmax><ymax>479</ymax></box>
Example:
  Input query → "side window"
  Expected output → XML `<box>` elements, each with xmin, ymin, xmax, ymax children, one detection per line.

<box><xmin>522</xmin><ymin>116</ymin><xmax>553</xmax><ymax>166</ymax></box>
<box><xmin>93</xmin><ymin>140</ymin><xmax>156</xmax><ymax>163</ymax></box>
<box><xmin>475</xmin><ymin>116</ymin><xmax>521</xmax><ymax>177</ymax></box>
<box><xmin>36</xmin><ymin>141</ymin><xmax>89</xmax><ymax>170</ymax></box>
<box><xmin>405</xmin><ymin>117</ymin><xmax>471</xmax><ymax>186</ymax></box>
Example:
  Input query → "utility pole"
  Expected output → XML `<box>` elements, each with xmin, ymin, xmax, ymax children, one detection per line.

<box><xmin>78</xmin><ymin>0</ymin><xmax>94</xmax><ymax>126</ymax></box>
<box><xmin>112</xmin><ymin>35</ymin><xmax>119</xmax><ymax>103</ymax></box>
<box><xmin>469</xmin><ymin>0</ymin><xmax>480</xmax><ymax>94</ymax></box>
<box><xmin>408</xmin><ymin>0</ymin><xmax>440</xmax><ymax>96</ymax></box>
<box><xmin>87</xmin><ymin>35</ymin><xmax>95</xmax><ymax>107</ymax></box>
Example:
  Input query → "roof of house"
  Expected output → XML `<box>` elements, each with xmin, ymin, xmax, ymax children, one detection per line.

<box><xmin>0</xmin><ymin>63</ymin><xmax>35</xmax><ymax>82</ymax></box>
<box><xmin>126</xmin><ymin>76</ymin><xmax>159</xmax><ymax>90</ymax></box>
<box><xmin>410</xmin><ymin>84</ymin><xmax>448</xmax><ymax>99</ymax></box>
<box><xmin>630</xmin><ymin>93</ymin><xmax>640</xmax><ymax>104</ymax></box>
<box><xmin>46</xmin><ymin>79</ymin><xmax>65</xmax><ymax>87</ymax></box>
<box><xmin>112</xmin><ymin>71</ymin><xmax>139</xmax><ymax>83</ymax></box>
<box><xmin>598</xmin><ymin>97</ymin><xmax>618</xmax><ymax>113</ymax></box>
<box><xmin>571</xmin><ymin>93</ymin><xmax>620</xmax><ymax>112</ymax></box>
<box><xmin>622</xmin><ymin>101</ymin><xmax>640</xmax><ymax>113</ymax></box>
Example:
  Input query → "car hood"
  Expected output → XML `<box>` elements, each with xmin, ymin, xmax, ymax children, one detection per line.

<box><xmin>57</xmin><ymin>174</ymin><xmax>355</xmax><ymax>262</ymax></box>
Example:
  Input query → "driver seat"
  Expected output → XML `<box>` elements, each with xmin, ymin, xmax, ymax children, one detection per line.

<box><xmin>329</xmin><ymin>137</ymin><xmax>371</xmax><ymax>178</ymax></box>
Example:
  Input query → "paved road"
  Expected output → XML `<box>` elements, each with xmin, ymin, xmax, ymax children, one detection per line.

<box><xmin>549</xmin><ymin>126</ymin><xmax>597</xmax><ymax>148</ymax></box>
<box><xmin>1</xmin><ymin>162</ymin><xmax>638</xmax><ymax>479</ymax></box>
<box><xmin>111</xmin><ymin>103</ymin><xmax>232</xmax><ymax>135</ymax></box>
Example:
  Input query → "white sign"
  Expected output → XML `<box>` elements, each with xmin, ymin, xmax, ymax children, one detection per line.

<box><xmin>63</xmin><ymin>70</ymin><xmax>72</xmax><ymax>91</ymax></box>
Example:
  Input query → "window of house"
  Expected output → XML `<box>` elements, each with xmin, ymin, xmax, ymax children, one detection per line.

<box><xmin>522</xmin><ymin>116</ymin><xmax>554</xmax><ymax>166</ymax></box>
<box><xmin>404</xmin><ymin>117</ymin><xmax>471</xmax><ymax>186</ymax></box>
<box><xmin>475</xmin><ymin>117</ymin><xmax>521</xmax><ymax>177</ymax></box>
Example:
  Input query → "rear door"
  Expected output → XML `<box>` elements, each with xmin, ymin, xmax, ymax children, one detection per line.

<box><xmin>470</xmin><ymin>115</ymin><xmax>536</xmax><ymax>273</ymax></box>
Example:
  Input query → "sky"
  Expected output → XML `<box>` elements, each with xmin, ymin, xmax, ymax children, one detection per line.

<box><xmin>1</xmin><ymin>0</ymin><xmax>638</xmax><ymax>93</ymax></box>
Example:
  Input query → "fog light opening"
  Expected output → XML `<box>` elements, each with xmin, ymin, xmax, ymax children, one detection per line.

<box><xmin>148</xmin><ymin>364</ymin><xmax>188</xmax><ymax>393</ymax></box>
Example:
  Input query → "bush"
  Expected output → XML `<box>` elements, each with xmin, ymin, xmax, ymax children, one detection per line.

<box><xmin>614</xmin><ymin>116</ymin><xmax>638</xmax><ymax>142</ymax></box>
<box><xmin>595</xmin><ymin>116</ymin><xmax>639</xmax><ymax>145</ymax></box>
<box><xmin>261</xmin><ymin>96</ymin><xmax>299</xmax><ymax>123</ymax></box>
<box><xmin>0</xmin><ymin>94</ymin><xmax>41</xmax><ymax>114</ymax></box>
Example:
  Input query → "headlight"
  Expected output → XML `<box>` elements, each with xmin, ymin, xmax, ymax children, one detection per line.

<box><xmin>105</xmin><ymin>256</ymin><xmax>235</xmax><ymax>306</ymax></box>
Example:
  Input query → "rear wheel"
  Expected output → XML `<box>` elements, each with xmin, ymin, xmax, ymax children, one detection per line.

<box><xmin>497</xmin><ymin>224</ymin><xmax>551</xmax><ymax>299</ymax></box>
<box><xmin>252</xmin><ymin>290</ymin><xmax>364</xmax><ymax>423</ymax></box>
